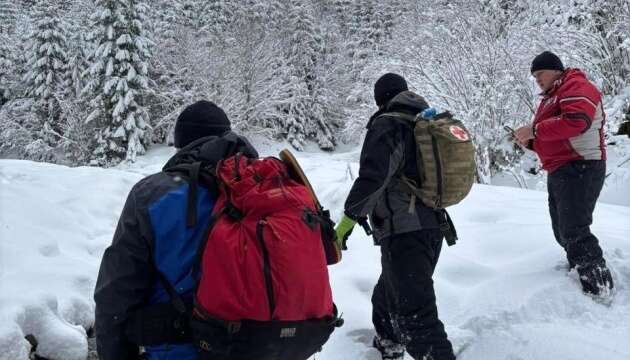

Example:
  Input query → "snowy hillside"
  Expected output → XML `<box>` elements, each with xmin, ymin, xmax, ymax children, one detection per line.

<box><xmin>1</xmin><ymin>147</ymin><xmax>629</xmax><ymax>360</ymax></box>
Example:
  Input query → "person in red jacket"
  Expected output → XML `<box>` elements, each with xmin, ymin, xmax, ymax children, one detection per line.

<box><xmin>515</xmin><ymin>51</ymin><xmax>614</xmax><ymax>297</ymax></box>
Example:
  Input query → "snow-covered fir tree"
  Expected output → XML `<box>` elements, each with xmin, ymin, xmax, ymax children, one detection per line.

<box><xmin>0</xmin><ymin>37</ymin><xmax>16</xmax><ymax>107</ymax></box>
<box><xmin>280</xmin><ymin>0</ymin><xmax>336</xmax><ymax>150</ymax></box>
<box><xmin>143</xmin><ymin>0</ymin><xmax>184</xmax><ymax>144</ymax></box>
<box><xmin>222</xmin><ymin>13</ymin><xmax>281</xmax><ymax>129</ymax></box>
<box><xmin>84</xmin><ymin>0</ymin><xmax>152</xmax><ymax>165</ymax></box>
<box><xmin>349</xmin><ymin>0</ymin><xmax>382</xmax><ymax>60</ymax></box>
<box><xmin>23</xmin><ymin>1</ymin><xmax>69</xmax><ymax>137</ymax></box>
<box><xmin>65</xmin><ymin>32</ymin><xmax>88</xmax><ymax>100</ymax></box>
<box><xmin>379</xmin><ymin>1</ymin><xmax>408</xmax><ymax>42</ymax></box>
<box><xmin>262</xmin><ymin>0</ymin><xmax>287</xmax><ymax>30</ymax></box>
<box><xmin>0</xmin><ymin>0</ymin><xmax>18</xmax><ymax>32</ymax></box>
<box><xmin>147</xmin><ymin>0</ymin><xmax>179</xmax><ymax>42</ymax></box>
<box><xmin>203</xmin><ymin>0</ymin><xmax>234</xmax><ymax>37</ymax></box>
<box><xmin>0</xmin><ymin>0</ymin><xmax>19</xmax><ymax>98</ymax></box>
<box><xmin>178</xmin><ymin>0</ymin><xmax>231</xmax><ymax>31</ymax></box>
<box><xmin>327</xmin><ymin>0</ymin><xmax>353</xmax><ymax>29</ymax></box>
<box><xmin>64</xmin><ymin>0</ymin><xmax>92</xmax><ymax>99</ymax></box>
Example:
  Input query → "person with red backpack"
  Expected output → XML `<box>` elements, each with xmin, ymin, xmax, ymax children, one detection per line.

<box><xmin>94</xmin><ymin>100</ymin><xmax>257</xmax><ymax>360</ymax></box>
<box><xmin>95</xmin><ymin>100</ymin><xmax>339</xmax><ymax>360</ymax></box>
<box><xmin>514</xmin><ymin>51</ymin><xmax>614</xmax><ymax>297</ymax></box>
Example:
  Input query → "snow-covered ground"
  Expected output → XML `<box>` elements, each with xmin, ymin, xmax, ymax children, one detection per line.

<box><xmin>1</xmin><ymin>145</ymin><xmax>629</xmax><ymax>360</ymax></box>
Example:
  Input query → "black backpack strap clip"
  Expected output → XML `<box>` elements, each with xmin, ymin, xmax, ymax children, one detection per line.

<box><xmin>436</xmin><ymin>209</ymin><xmax>458</xmax><ymax>246</ymax></box>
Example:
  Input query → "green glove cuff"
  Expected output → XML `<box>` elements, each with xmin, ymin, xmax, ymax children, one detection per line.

<box><xmin>336</xmin><ymin>214</ymin><xmax>357</xmax><ymax>234</ymax></box>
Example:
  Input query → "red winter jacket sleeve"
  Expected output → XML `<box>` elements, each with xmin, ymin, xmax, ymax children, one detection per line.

<box><xmin>534</xmin><ymin>77</ymin><xmax>600</xmax><ymax>141</ymax></box>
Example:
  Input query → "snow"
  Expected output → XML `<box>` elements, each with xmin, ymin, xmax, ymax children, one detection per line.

<box><xmin>0</xmin><ymin>160</ymin><xmax>143</xmax><ymax>360</ymax></box>
<box><xmin>1</xmin><ymin>145</ymin><xmax>629</xmax><ymax>359</ymax></box>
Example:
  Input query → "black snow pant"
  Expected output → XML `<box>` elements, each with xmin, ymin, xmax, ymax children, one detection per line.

<box><xmin>371</xmin><ymin>229</ymin><xmax>455</xmax><ymax>360</ymax></box>
<box><xmin>547</xmin><ymin>160</ymin><xmax>606</xmax><ymax>268</ymax></box>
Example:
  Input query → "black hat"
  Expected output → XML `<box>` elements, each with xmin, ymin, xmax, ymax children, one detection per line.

<box><xmin>174</xmin><ymin>100</ymin><xmax>231</xmax><ymax>148</ymax></box>
<box><xmin>374</xmin><ymin>73</ymin><xmax>408</xmax><ymax>107</ymax></box>
<box><xmin>531</xmin><ymin>51</ymin><xmax>564</xmax><ymax>74</ymax></box>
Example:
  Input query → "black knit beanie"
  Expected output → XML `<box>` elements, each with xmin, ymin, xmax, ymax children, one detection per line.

<box><xmin>174</xmin><ymin>100</ymin><xmax>231</xmax><ymax>148</ymax></box>
<box><xmin>531</xmin><ymin>51</ymin><xmax>564</xmax><ymax>74</ymax></box>
<box><xmin>374</xmin><ymin>73</ymin><xmax>408</xmax><ymax>107</ymax></box>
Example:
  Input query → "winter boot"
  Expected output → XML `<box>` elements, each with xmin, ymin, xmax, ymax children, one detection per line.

<box><xmin>577</xmin><ymin>260</ymin><xmax>614</xmax><ymax>297</ymax></box>
<box><xmin>373</xmin><ymin>335</ymin><xmax>405</xmax><ymax>360</ymax></box>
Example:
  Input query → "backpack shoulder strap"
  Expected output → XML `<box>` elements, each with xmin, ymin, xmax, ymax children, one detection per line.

<box><xmin>146</xmin><ymin>238</ymin><xmax>189</xmax><ymax>314</ymax></box>
<box><xmin>153</xmin><ymin>269</ymin><xmax>188</xmax><ymax>315</ymax></box>
<box><xmin>163</xmin><ymin>162</ymin><xmax>219</xmax><ymax>229</ymax></box>
<box><xmin>374</xmin><ymin>111</ymin><xmax>417</xmax><ymax>125</ymax></box>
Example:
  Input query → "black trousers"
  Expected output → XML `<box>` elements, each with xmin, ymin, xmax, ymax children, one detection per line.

<box><xmin>547</xmin><ymin>160</ymin><xmax>606</xmax><ymax>268</ymax></box>
<box><xmin>371</xmin><ymin>229</ymin><xmax>455</xmax><ymax>360</ymax></box>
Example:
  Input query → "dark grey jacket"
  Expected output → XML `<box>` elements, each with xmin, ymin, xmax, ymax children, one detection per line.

<box><xmin>344</xmin><ymin>91</ymin><xmax>439</xmax><ymax>241</ymax></box>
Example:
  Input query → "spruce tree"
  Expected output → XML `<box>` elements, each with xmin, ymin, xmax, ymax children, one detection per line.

<box><xmin>328</xmin><ymin>0</ymin><xmax>353</xmax><ymax>27</ymax></box>
<box><xmin>346</xmin><ymin>0</ymin><xmax>383</xmax><ymax>74</ymax></box>
<box><xmin>65</xmin><ymin>0</ymin><xmax>92</xmax><ymax>99</ymax></box>
<box><xmin>0</xmin><ymin>38</ymin><xmax>15</xmax><ymax>107</ymax></box>
<box><xmin>144</xmin><ymin>0</ymin><xmax>181</xmax><ymax>144</ymax></box>
<box><xmin>379</xmin><ymin>1</ymin><xmax>407</xmax><ymax>41</ymax></box>
<box><xmin>0</xmin><ymin>0</ymin><xmax>18</xmax><ymax>33</ymax></box>
<box><xmin>23</xmin><ymin>1</ymin><xmax>69</xmax><ymax>134</ymax></box>
<box><xmin>203</xmin><ymin>0</ymin><xmax>234</xmax><ymax>37</ymax></box>
<box><xmin>84</xmin><ymin>0</ymin><xmax>152</xmax><ymax>164</ymax></box>
<box><xmin>350</xmin><ymin>0</ymin><xmax>382</xmax><ymax>55</ymax></box>
<box><xmin>149</xmin><ymin>0</ymin><xmax>179</xmax><ymax>42</ymax></box>
<box><xmin>281</xmin><ymin>1</ymin><xmax>335</xmax><ymax>150</ymax></box>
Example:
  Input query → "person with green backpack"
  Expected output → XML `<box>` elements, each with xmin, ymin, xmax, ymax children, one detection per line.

<box><xmin>335</xmin><ymin>73</ymin><xmax>475</xmax><ymax>360</ymax></box>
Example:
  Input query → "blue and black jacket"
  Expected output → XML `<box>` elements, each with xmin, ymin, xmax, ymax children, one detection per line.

<box><xmin>94</xmin><ymin>132</ymin><xmax>258</xmax><ymax>360</ymax></box>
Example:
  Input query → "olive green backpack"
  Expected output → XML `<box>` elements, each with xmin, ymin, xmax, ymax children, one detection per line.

<box><xmin>385</xmin><ymin>111</ymin><xmax>476</xmax><ymax>209</ymax></box>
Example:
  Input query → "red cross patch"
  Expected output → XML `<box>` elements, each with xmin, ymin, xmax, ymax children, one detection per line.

<box><xmin>449</xmin><ymin>126</ymin><xmax>469</xmax><ymax>141</ymax></box>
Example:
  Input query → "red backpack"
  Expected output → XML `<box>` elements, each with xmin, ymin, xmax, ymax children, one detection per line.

<box><xmin>191</xmin><ymin>154</ymin><xmax>341</xmax><ymax>359</ymax></box>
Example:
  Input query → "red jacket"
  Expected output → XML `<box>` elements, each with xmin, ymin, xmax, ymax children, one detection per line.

<box><xmin>531</xmin><ymin>68</ymin><xmax>606</xmax><ymax>173</ymax></box>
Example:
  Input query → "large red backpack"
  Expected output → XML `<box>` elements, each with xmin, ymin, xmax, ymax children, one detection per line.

<box><xmin>195</xmin><ymin>154</ymin><xmax>334</xmax><ymax>321</ymax></box>
<box><xmin>124</xmin><ymin>152</ymin><xmax>340</xmax><ymax>359</ymax></box>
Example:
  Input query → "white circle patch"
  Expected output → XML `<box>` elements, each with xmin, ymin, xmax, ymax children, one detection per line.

<box><xmin>450</xmin><ymin>125</ymin><xmax>469</xmax><ymax>141</ymax></box>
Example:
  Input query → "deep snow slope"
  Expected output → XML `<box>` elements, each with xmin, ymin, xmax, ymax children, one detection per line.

<box><xmin>0</xmin><ymin>147</ymin><xmax>629</xmax><ymax>360</ymax></box>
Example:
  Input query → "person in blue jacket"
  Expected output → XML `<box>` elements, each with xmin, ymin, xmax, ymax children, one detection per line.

<box><xmin>94</xmin><ymin>100</ymin><xmax>258</xmax><ymax>360</ymax></box>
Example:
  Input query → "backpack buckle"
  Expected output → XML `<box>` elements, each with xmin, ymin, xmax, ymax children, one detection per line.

<box><xmin>226</xmin><ymin>322</ymin><xmax>241</xmax><ymax>335</ymax></box>
<box><xmin>224</xmin><ymin>203</ymin><xmax>244</xmax><ymax>221</ymax></box>
<box><xmin>199</xmin><ymin>340</ymin><xmax>211</xmax><ymax>351</ymax></box>
<box><xmin>302</xmin><ymin>209</ymin><xmax>317</xmax><ymax>230</ymax></box>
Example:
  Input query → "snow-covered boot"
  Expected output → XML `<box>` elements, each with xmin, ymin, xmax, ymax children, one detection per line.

<box><xmin>577</xmin><ymin>260</ymin><xmax>614</xmax><ymax>297</ymax></box>
<box><xmin>373</xmin><ymin>335</ymin><xmax>405</xmax><ymax>359</ymax></box>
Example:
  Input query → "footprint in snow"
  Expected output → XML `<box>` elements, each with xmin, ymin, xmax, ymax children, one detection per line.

<box><xmin>345</xmin><ymin>329</ymin><xmax>382</xmax><ymax>360</ymax></box>
<box><xmin>354</xmin><ymin>278</ymin><xmax>375</xmax><ymax>295</ymax></box>
<box><xmin>39</xmin><ymin>243</ymin><xmax>61</xmax><ymax>257</ymax></box>
<box><xmin>346</xmin><ymin>328</ymin><xmax>375</xmax><ymax>346</ymax></box>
